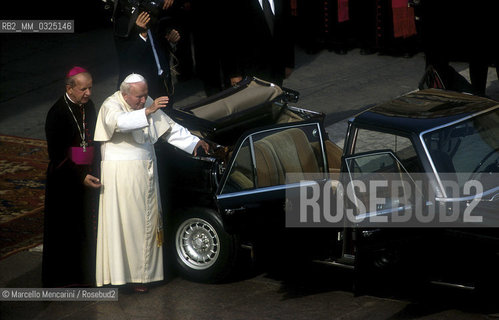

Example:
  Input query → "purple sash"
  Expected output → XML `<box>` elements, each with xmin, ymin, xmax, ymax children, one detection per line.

<box><xmin>70</xmin><ymin>146</ymin><xmax>94</xmax><ymax>165</ymax></box>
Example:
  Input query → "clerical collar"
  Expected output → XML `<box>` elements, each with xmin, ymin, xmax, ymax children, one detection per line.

<box><xmin>118</xmin><ymin>91</ymin><xmax>134</xmax><ymax>113</ymax></box>
<box><xmin>65</xmin><ymin>93</ymin><xmax>82</xmax><ymax>107</ymax></box>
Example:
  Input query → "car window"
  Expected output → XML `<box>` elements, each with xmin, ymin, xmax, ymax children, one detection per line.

<box><xmin>221</xmin><ymin>138</ymin><xmax>255</xmax><ymax>193</ymax></box>
<box><xmin>347</xmin><ymin>152</ymin><xmax>399</xmax><ymax>174</ymax></box>
<box><xmin>423</xmin><ymin>109</ymin><xmax>499</xmax><ymax>191</ymax></box>
<box><xmin>252</xmin><ymin>125</ymin><xmax>325</xmax><ymax>187</ymax></box>
<box><xmin>220</xmin><ymin>124</ymin><xmax>325</xmax><ymax>194</ymax></box>
<box><xmin>354</xmin><ymin>129</ymin><xmax>422</xmax><ymax>173</ymax></box>
<box><xmin>345</xmin><ymin>152</ymin><xmax>421</xmax><ymax>219</ymax></box>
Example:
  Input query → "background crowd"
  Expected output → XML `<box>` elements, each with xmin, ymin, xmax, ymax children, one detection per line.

<box><xmin>9</xmin><ymin>0</ymin><xmax>498</xmax><ymax>98</ymax></box>
<box><xmin>104</xmin><ymin>0</ymin><xmax>497</xmax><ymax>98</ymax></box>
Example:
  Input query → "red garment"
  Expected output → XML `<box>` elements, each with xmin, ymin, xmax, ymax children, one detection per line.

<box><xmin>338</xmin><ymin>0</ymin><xmax>349</xmax><ymax>23</ymax></box>
<box><xmin>392</xmin><ymin>0</ymin><xmax>417</xmax><ymax>38</ymax></box>
<box><xmin>290</xmin><ymin>0</ymin><xmax>297</xmax><ymax>16</ymax></box>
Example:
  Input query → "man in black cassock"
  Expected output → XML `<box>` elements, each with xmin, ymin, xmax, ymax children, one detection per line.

<box><xmin>226</xmin><ymin>0</ymin><xmax>295</xmax><ymax>87</ymax></box>
<box><xmin>42</xmin><ymin>67</ymin><xmax>102</xmax><ymax>287</ymax></box>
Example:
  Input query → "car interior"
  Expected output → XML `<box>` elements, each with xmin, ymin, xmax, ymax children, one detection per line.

<box><xmin>223</xmin><ymin>127</ymin><xmax>343</xmax><ymax>193</ymax></box>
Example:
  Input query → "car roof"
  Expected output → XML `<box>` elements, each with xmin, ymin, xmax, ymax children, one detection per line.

<box><xmin>352</xmin><ymin>89</ymin><xmax>499</xmax><ymax>135</ymax></box>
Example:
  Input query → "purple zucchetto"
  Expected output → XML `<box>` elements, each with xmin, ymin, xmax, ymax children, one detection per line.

<box><xmin>66</xmin><ymin>66</ymin><xmax>89</xmax><ymax>78</ymax></box>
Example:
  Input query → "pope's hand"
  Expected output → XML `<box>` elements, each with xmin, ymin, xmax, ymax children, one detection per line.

<box><xmin>193</xmin><ymin>140</ymin><xmax>211</xmax><ymax>156</ymax></box>
<box><xmin>146</xmin><ymin>96</ymin><xmax>169</xmax><ymax>116</ymax></box>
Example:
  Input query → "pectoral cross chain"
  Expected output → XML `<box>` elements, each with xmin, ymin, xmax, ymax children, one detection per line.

<box><xmin>80</xmin><ymin>141</ymin><xmax>88</xmax><ymax>152</ymax></box>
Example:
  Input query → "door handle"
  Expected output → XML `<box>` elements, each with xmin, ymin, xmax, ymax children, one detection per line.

<box><xmin>224</xmin><ymin>206</ymin><xmax>246</xmax><ymax>215</ymax></box>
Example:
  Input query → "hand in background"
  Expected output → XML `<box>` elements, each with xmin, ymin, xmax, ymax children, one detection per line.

<box><xmin>135</xmin><ymin>11</ymin><xmax>150</xmax><ymax>30</ymax></box>
<box><xmin>165</xmin><ymin>29</ymin><xmax>180</xmax><ymax>44</ymax></box>
<box><xmin>230</xmin><ymin>76</ymin><xmax>243</xmax><ymax>86</ymax></box>
<box><xmin>163</xmin><ymin>0</ymin><xmax>174</xmax><ymax>10</ymax></box>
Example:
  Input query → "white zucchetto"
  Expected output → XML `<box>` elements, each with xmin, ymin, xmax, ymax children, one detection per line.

<box><xmin>123</xmin><ymin>73</ymin><xmax>145</xmax><ymax>84</ymax></box>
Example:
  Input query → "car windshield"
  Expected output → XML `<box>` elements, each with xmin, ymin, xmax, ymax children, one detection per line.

<box><xmin>422</xmin><ymin>108</ymin><xmax>499</xmax><ymax>193</ymax></box>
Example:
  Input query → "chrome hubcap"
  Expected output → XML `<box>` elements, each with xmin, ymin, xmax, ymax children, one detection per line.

<box><xmin>176</xmin><ymin>218</ymin><xmax>220</xmax><ymax>270</ymax></box>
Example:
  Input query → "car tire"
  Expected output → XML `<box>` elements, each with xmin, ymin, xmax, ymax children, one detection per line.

<box><xmin>171</xmin><ymin>207</ymin><xmax>239</xmax><ymax>283</ymax></box>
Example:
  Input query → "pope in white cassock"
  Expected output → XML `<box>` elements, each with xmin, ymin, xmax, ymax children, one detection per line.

<box><xmin>94</xmin><ymin>74</ymin><xmax>209</xmax><ymax>290</ymax></box>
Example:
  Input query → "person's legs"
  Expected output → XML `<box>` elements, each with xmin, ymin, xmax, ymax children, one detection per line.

<box><xmin>469</xmin><ymin>59</ymin><xmax>488</xmax><ymax>96</ymax></box>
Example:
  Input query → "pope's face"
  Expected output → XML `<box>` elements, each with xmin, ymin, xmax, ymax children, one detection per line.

<box><xmin>67</xmin><ymin>73</ymin><xmax>92</xmax><ymax>105</ymax></box>
<box><xmin>123</xmin><ymin>82</ymin><xmax>148</xmax><ymax>110</ymax></box>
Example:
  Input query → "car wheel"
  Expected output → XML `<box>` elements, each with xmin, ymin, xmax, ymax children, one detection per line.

<box><xmin>172</xmin><ymin>207</ymin><xmax>239</xmax><ymax>283</ymax></box>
